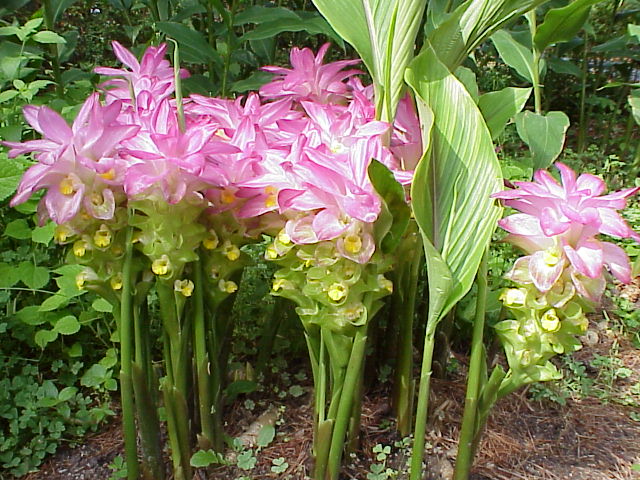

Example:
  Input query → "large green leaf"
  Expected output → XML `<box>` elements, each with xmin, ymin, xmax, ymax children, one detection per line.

<box><xmin>515</xmin><ymin>110</ymin><xmax>570</xmax><ymax>169</ymax></box>
<box><xmin>311</xmin><ymin>0</ymin><xmax>427</xmax><ymax>121</ymax></box>
<box><xmin>534</xmin><ymin>0</ymin><xmax>600</xmax><ymax>52</ymax></box>
<box><xmin>426</xmin><ymin>0</ymin><xmax>550</xmax><ymax>70</ymax></box>
<box><xmin>478</xmin><ymin>87</ymin><xmax>532</xmax><ymax>139</ymax></box>
<box><xmin>406</xmin><ymin>45</ymin><xmax>503</xmax><ymax>319</ymax></box>
<box><xmin>491</xmin><ymin>29</ymin><xmax>536</xmax><ymax>83</ymax></box>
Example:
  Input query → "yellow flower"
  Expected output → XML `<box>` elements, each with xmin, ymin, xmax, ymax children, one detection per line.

<box><xmin>328</xmin><ymin>283</ymin><xmax>348</xmax><ymax>302</ymax></box>
<box><xmin>272</xmin><ymin>278</ymin><xmax>288</xmax><ymax>292</ymax></box>
<box><xmin>220</xmin><ymin>188</ymin><xmax>236</xmax><ymax>204</ymax></box>
<box><xmin>502</xmin><ymin>288</ymin><xmax>526</xmax><ymax>307</ymax></box>
<box><xmin>218</xmin><ymin>279</ymin><xmax>238</xmax><ymax>294</ymax></box>
<box><xmin>222</xmin><ymin>241</ymin><xmax>240</xmax><ymax>261</ymax></box>
<box><xmin>152</xmin><ymin>255</ymin><xmax>171</xmax><ymax>276</ymax></box>
<box><xmin>73</xmin><ymin>240</ymin><xmax>87</xmax><ymax>257</ymax></box>
<box><xmin>54</xmin><ymin>225</ymin><xmax>73</xmax><ymax>243</ymax></box>
<box><xmin>202</xmin><ymin>230</ymin><xmax>219</xmax><ymax>250</ymax></box>
<box><xmin>59</xmin><ymin>177</ymin><xmax>76</xmax><ymax>196</ymax></box>
<box><xmin>277</xmin><ymin>230</ymin><xmax>291</xmax><ymax>245</ymax></box>
<box><xmin>265</xmin><ymin>244</ymin><xmax>278</xmax><ymax>260</ymax></box>
<box><xmin>540</xmin><ymin>309</ymin><xmax>561</xmax><ymax>333</ymax></box>
<box><xmin>543</xmin><ymin>247</ymin><xmax>562</xmax><ymax>267</ymax></box>
<box><xmin>110</xmin><ymin>273</ymin><xmax>123</xmax><ymax>291</ymax></box>
<box><xmin>344</xmin><ymin>234</ymin><xmax>362</xmax><ymax>254</ymax></box>
<box><xmin>93</xmin><ymin>224</ymin><xmax>112</xmax><ymax>248</ymax></box>
<box><xmin>174</xmin><ymin>279</ymin><xmax>194</xmax><ymax>297</ymax></box>
<box><xmin>99</xmin><ymin>169</ymin><xmax>116</xmax><ymax>181</ymax></box>
<box><xmin>75</xmin><ymin>272</ymin><xmax>87</xmax><ymax>290</ymax></box>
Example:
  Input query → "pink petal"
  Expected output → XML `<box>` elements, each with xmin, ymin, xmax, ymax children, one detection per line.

<box><xmin>563</xmin><ymin>239</ymin><xmax>603</xmax><ymax>279</ymax></box>
<box><xmin>528</xmin><ymin>250</ymin><xmax>565</xmax><ymax>292</ymax></box>
<box><xmin>112</xmin><ymin>41</ymin><xmax>140</xmax><ymax>72</ymax></box>
<box><xmin>575</xmin><ymin>173</ymin><xmax>605</xmax><ymax>196</ymax></box>
<box><xmin>602</xmin><ymin>241</ymin><xmax>632</xmax><ymax>283</ymax></box>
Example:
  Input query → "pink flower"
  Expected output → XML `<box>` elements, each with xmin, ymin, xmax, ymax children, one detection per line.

<box><xmin>95</xmin><ymin>41</ymin><xmax>188</xmax><ymax>105</ymax></box>
<box><xmin>4</xmin><ymin>94</ymin><xmax>139</xmax><ymax>224</ymax></box>
<box><xmin>493</xmin><ymin>162</ymin><xmax>640</xmax><ymax>240</ymax></box>
<box><xmin>494</xmin><ymin>162</ymin><xmax>639</xmax><ymax>299</ymax></box>
<box><xmin>260</xmin><ymin>43</ymin><xmax>361</xmax><ymax>104</ymax></box>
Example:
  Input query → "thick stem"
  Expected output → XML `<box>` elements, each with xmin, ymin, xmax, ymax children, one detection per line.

<box><xmin>119</xmin><ymin>225</ymin><xmax>139</xmax><ymax>480</ymax></box>
<box><xmin>193</xmin><ymin>259</ymin><xmax>216</xmax><ymax>450</ymax></box>
<box><xmin>453</xmin><ymin>252</ymin><xmax>488</xmax><ymax>480</ymax></box>
<box><xmin>133</xmin><ymin>296</ymin><xmax>164</xmax><ymax>480</ymax></box>
<box><xmin>157</xmin><ymin>281</ymin><xmax>192</xmax><ymax>480</ymax></box>
<box><xmin>393</xmin><ymin>233</ymin><xmax>422</xmax><ymax>436</ymax></box>
<box><xmin>409</xmin><ymin>322</ymin><xmax>437</xmax><ymax>480</ymax></box>
<box><xmin>326</xmin><ymin>327</ymin><xmax>368</xmax><ymax>480</ymax></box>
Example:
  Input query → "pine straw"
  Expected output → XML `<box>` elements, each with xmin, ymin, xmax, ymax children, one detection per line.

<box><xmin>24</xmin><ymin>331</ymin><xmax>640</xmax><ymax>480</ymax></box>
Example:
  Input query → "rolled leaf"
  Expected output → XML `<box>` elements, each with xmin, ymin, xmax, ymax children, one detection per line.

<box><xmin>311</xmin><ymin>0</ymin><xmax>427</xmax><ymax>121</ymax></box>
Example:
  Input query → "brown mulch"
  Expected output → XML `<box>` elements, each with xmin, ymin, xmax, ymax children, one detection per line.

<box><xmin>23</xmin><ymin>381</ymin><xmax>640</xmax><ymax>480</ymax></box>
<box><xmin>22</xmin><ymin>313</ymin><xmax>640</xmax><ymax>480</ymax></box>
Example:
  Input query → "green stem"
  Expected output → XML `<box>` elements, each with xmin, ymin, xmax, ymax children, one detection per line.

<box><xmin>577</xmin><ymin>35</ymin><xmax>590</xmax><ymax>153</ymax></box>
<box><xmin>453</xmin><ymin>251</ymin><xmax>488</xmax><ymax>480</ymax></box>
<box><xmin>171</xmin><ymin>40</ymin><xmax>186</xmax><ymax>133</ymax></box>
<box><xmin>42</xmin><ymin>0</ymin><xmax>64</xmax><ymax>98</ymax></box>
<box><xmin>409</xmin><ymin>321</ymin><xmax>437</xmax><ymax>480</ymax></box>
<box><xmin>393</xmin><ymin>231</ymin><xmax>422</xmax><ymax>436</ymax></box>
<box><xmin>526</xmin><ymin>11</ymin><xmax>542</xmax><ymax>115</ymax></box>
<box><xmin>119</xmin><ymin>224</ymin><xmax>139</xmax><ymax>480</ymax></box>
<box><xmin>471</xmin><ymin>365</ymin><xmax>507</xmax><ymax>454</ymax></box>
<box><xmin>326</xmin><ymin>327</ymin><xmax>368</xmax><ymax>480</ymax></box>
<box><xmin>157</xmin><ymin>281</ymin><xmax>192</xmax><ymax>480</ymax></box>
<box><xmin>193</xmin><ymin>259</ymin><xmax>216</xmax><ymax>450</ymax></box>
<box><xmin>133</xmin><ymin>295</ymin><xmax>164</xmax><ymax>480</ymax></box>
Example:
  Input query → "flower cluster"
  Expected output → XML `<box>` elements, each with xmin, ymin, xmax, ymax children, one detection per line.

<box><xmin>4</xmin><ymin>42</ymin><xmax>419</xmax><ymax>304</ymax></box>
<box><xmin>492</xmin><ymin>163</ymin><xmax>639</xmax><ymax>382</ymax></box>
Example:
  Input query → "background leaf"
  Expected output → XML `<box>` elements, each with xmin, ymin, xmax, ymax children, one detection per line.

<box><xmin>534</xmin><ymin>0</ymin><xmax>600</xmax><ymax>52</ymax></box>
<box><xmin>491</xmin><ymin>29</ymin><xmax>536</xmax><ymax>83</ymax></box>
<box><xmin>478</xmin><ymin>87</ymin><xmax>532</xmax><ymax>139</ymax></box>
<box><xmin>515</xmin><ymin>110</ymin><xmax>570</xmax><ymax>169</ymax></box>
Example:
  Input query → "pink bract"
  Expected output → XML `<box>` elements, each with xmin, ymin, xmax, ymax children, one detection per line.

<box><xmin>260</xmin><ymin>43</ymin><xmax>362</xmax><ymax>104</ymax></box>
<box><xmin>495</xmin><ymin>162</ymin><xmax>639</xmax><ymax>298</ymax></box>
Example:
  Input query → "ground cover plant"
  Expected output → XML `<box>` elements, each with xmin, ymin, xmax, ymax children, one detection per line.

<box><xmin>1</xmin><ymin>0</ymin><xmax>640</xmax><ymax>479</ymax></box>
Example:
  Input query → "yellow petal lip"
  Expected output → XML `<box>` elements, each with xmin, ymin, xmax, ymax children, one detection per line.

<box><xmin>328</xmin><ymin>283</ymin><xmax>347</xmax><ymax>302</ymax></box>
<box><xmin>174</xmin><ymin>279</ymin><xmax>194</xmax><ymax>297</ymax></box>
<box><xmin>152</xmin><ymin>255</ymin><xmax>171</xmax><ymax>276</ymax></box>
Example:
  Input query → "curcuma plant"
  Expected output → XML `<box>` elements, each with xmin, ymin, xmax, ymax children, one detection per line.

<box><xmin>4</xmin><ymin>0</ymin><xmax>640</xmax><ymax>479</ymax></box>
